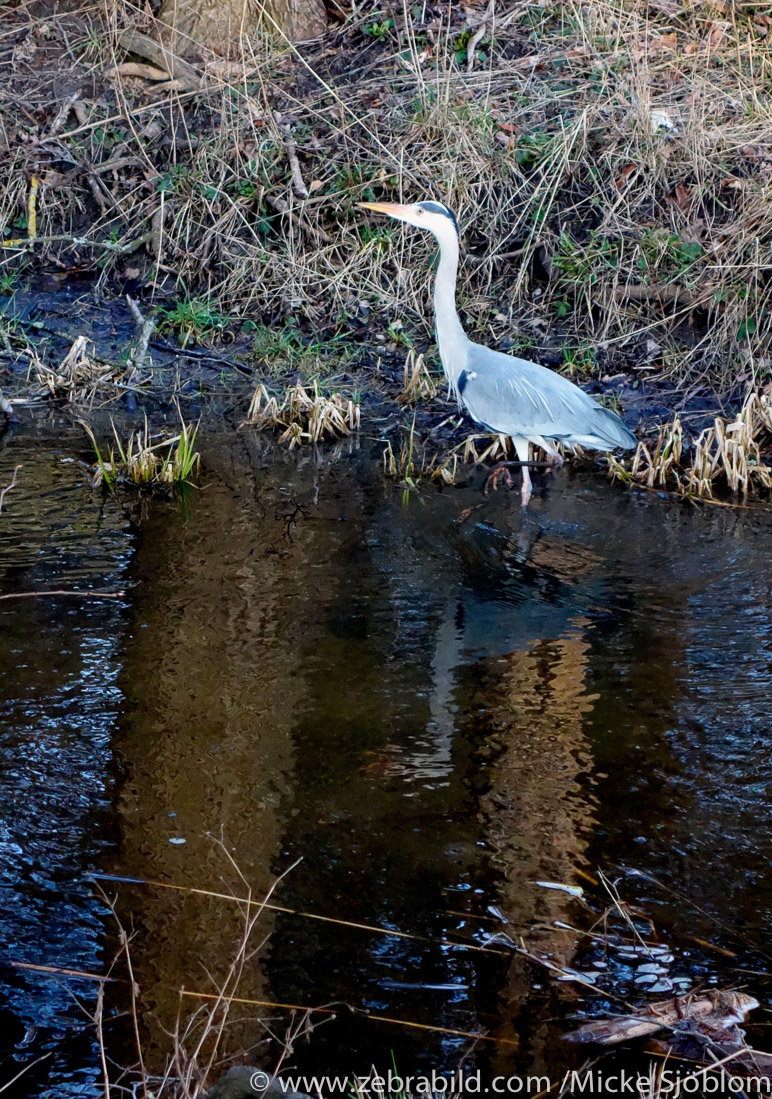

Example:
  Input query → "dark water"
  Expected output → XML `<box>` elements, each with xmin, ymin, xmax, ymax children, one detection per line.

<box><xmin>1</xmin><ymin>420</ymin><xmax>771</xmax><ymax>1095</ymax></box>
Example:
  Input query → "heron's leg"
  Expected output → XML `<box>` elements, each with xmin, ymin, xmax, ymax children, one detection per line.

<box><xmin>529</xmin><ymin>435</ymin><xmax>564</xmax><ymax>467</ymax></box>
<box><xmin>513</xmin><ymin>436</ymin><xmax>532</xmax><ymax>506</ymax></box>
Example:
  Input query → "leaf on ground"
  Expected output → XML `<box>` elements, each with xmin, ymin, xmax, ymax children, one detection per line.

<box><xmin>652</xmin><ymin>32</ymin><xmax>678</xmax><ymax>52</ymax></box>
<box><xmin>615</xmin><ymin>163</ymin><xmax>637</xmax><ymax>190</ymax></box>
<box><xmin>705</xmin><ymin>20</ymin><xmax>731</xmax><ymax>49</ymax></box>
<box><xmin>666</xmin><ymin>183</ymin><xmax>692</xmax><ymax>210</ymax></box>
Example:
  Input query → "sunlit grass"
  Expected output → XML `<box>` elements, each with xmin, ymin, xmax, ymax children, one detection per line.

<box><xmin>608</xmin><ymin>392</ymin><xmax>772</xmax><ymax>499</ymax></box>
<box><xmin>82</xmin><ymin>414</ymin><xmax>201</xmax><ymax>489</ymax></box>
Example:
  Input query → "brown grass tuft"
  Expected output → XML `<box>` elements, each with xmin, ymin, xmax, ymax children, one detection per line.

<box><xmin>246</xmin><ymin>381</ymin><xmax>360</xmax><ymax>445</ymax></box>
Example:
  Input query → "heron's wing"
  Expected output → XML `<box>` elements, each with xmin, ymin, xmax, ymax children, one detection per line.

<box><xmin>460</xmin><ymin>344</ymin><xmax>636</xmax><ymax>450</ymax></box>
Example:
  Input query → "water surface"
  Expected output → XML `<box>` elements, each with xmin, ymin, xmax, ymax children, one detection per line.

<box><xmin>1</xmin><ymin>423</ymin><xmax>771</xmax><ymax>1094</ymax></box>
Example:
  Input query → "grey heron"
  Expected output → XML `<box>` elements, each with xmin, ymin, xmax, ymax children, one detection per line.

<box><xmin>359</xmin><ymin>200</ymin><xmax>636</xmax><ymax>504</ymax></box>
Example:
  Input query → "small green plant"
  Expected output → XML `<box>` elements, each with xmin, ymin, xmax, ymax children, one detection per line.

<box><xmin>386</xmin><ymin>319</ymin><xmax>414</xmax><ymax>349</ymax></box>
<box><xmin>83</xmin><ymin>416</ymin><xmax>201</xmax><ymax>489</ymax></box>
<box><xmin>156</xmin><ymin>165</ymin><xmax>191</xmax><ymax>195</ymax></box>
<box><xmin>453</xmin><ymin>27</ymin><xmax>478</xmax><ymax>66</ymax></box>
<box><xmin>553</xmin><ymin>230</ymin><xmax>621</xmax><ymax>285</ymax></box>
<box><xmin>364</xmin><ymin>17</ymin><xmax>394</xmax><ymax>39</ymax></box>
<box><xmin>637</xmin><ymin>230</ymin><xmax>704</xmax><ymax>283</ymax></box>
<box><xmin>159</xmin><ymin>297</ymin><xmax>229</xmax><ymax>347</ymax></box>
<box><xmin>513</xmin><ymin>129</ymin><xmax>554</xmax><ymax>168</ymax></box>
<box><xmin>561</xmin><ymin>343</ymin><xmax>597</xmax><ymax>378</ymax></box>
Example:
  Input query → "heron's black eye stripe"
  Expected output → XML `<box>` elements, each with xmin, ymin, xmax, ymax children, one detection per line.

<box><xmin>418</xmin><ymin>201</ymin><xmax>459</xmax><ymax>234</ymax></box>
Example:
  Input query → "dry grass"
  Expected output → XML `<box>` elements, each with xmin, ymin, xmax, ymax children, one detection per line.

<box><xmin>246</xmin><ymin>380</ymin><xmax>360</xmax><ymax>445</ymax></box>
<box><xmin>86</xmin><ymin>848</ymin><xmax>321</xmax><ymax>1098</ymax></box>
<box><xmin>609</xmin><ymin>389</ymin><xmax>772</xmax><ymax>497</ymax></box>
<box><xmin>37</xmin><ymin>336</ymin><xmax>124</xmax><ymax>404</ymax></box>
<box><xmin>399</xmin><ymin>349</ymin><xmax>438</xmax><ymax>403</ymax></box>
<box><xmin>2</xmin><ymin>0</ymin><xmax>772</xmax><ymax>399</ymax></box>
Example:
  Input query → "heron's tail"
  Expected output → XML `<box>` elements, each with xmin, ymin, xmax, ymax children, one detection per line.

<box><xmin>586</xmin><ymin>406</ymin><xmax>638</xmax><ymax>451</ymax></box>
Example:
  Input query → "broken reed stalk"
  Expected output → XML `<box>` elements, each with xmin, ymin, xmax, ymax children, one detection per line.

<box><xmin>178</xmin><ymin>989</ymin><xmax>517</xmax><ymax>1047</ymax></box>
<box><xmin>88</xmin><ymin>871</ymin><xmax>513</xmax><ymax>955</ymax></box>
<box><xmin>0</xmin><ymin>589</ymin><xmax>125</xmax><ymax>601</ymax></box>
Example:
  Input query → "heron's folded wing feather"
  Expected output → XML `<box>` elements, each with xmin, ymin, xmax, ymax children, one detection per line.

<box><xmin>461</xmin><ymin>346</ymin><xmax>635</xmax><ymax>449</ymax></box>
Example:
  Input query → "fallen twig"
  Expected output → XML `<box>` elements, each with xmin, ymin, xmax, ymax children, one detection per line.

<box><xmin>0</xmin><ymin>1053</ymin><xmax>53</xmax><ymax>1095</ymax></box>
<box><xmin>284</xmin><ymin>137</ymin><xmax>309</xmax><ymax>199</ymax></box>
<box><xmin>90</xmin><ymin>156</ymin><xmax>145</xmax><ymax>176</ymax></box>
<box><xmin>148</xmin><ymin>339</ymin><xmax>253</xmax><ymax>374</ymax></box>
<box><xmin>0</xmin><ymin>465</ymin><xmax>21</xmax><ymax>516</ymax></box>
<box><xmin>49</xmin><ymin>91</ymin><xmax>82</xmax><ymax>136</ymax></box>
<box><xmin>105</xmin><ymin>62</ymin><xmax>171</xmax><ymax>82</ymax></box>
<box><xmin>1</xmin><ymin>233</ymin><xmax>154</xmax><ymax>254</ymax></box>
<box><xmin>467</xmin><ymin>0</ymin><xmax>494</xmax><ymax>72</ymax></box>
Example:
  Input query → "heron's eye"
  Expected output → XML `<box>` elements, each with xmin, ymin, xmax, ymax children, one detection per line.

<box><xmin>415</xmin><ymin>207</ymin><xmax>424</xmax><ymax>216</ymax></box>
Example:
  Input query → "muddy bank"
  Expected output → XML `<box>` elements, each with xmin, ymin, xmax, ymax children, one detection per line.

<box><xmin>2</xmin><ymin>0</ymin><xmax>772</xmax><ymax>405</ymax></box>
<box><xmin>0</xmin><ymin>278</ymin><xmax>740</xmax><ymax>480</ymax></box>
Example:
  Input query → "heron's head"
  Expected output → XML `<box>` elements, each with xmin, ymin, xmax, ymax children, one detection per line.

<box><xmin>358</xmin><ymin>200</ymin><xmax>459</xmax><ymax>244</ymax></box>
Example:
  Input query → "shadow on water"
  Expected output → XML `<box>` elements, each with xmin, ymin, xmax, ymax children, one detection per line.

<box><xmin>1</xmin><ymin>421</ymin><xmax>772</xmax><ymax>1093</ymax></box>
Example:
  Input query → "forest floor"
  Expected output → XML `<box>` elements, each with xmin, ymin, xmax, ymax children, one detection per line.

<box><xmin>1</xmin><ymin>0</ymin><xmax>771</xmax><ymax>496</ymax></box>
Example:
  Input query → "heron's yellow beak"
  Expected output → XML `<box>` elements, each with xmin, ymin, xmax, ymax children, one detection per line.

<box><xmin>358</xmin><ymin>201</ymin><xmax>412</xmax><ymax>217</ymax></box>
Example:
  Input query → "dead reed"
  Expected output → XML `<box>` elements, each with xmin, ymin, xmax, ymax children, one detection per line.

<box><xmin>609</xmin><ymin>390</ymin><xmax>772</xmax><ymax>498</ymax></box>
<box><xmin>246</xmin><ymin>381</ymin><xmax>360</xmax><ymax>445</ymax></box>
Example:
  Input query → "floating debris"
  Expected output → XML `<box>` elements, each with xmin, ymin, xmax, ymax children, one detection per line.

<box><xmin>566</xmin><ymin>989</ymin><xmax>759</xmax><ymax>1046</ymax></box>
<box><xmin>38</xmin><ymin>336</ymin><xmax>122</xmax><ymax>403</ymax></box>
<box><xmin>535</xmin><ymin>881</ymin><xmax>585</xmax><ymax>899</ymax></box>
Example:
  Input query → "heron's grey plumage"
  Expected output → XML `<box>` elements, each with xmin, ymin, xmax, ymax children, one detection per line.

<box><xmin>358</xmin><ymin>198</ymin><xmax>637</xmax><ymax>502</ymax></box>
<box><xmin>458</xmin><ymin>347</ymin><xmax>637</xmax><ymax>451</ymax></box>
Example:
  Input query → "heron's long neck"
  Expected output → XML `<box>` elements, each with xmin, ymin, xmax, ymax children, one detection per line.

<box><xmin>432</xmin><ymin>228</ymin><xmax>467</xmax><ymax>391</ymax></box>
